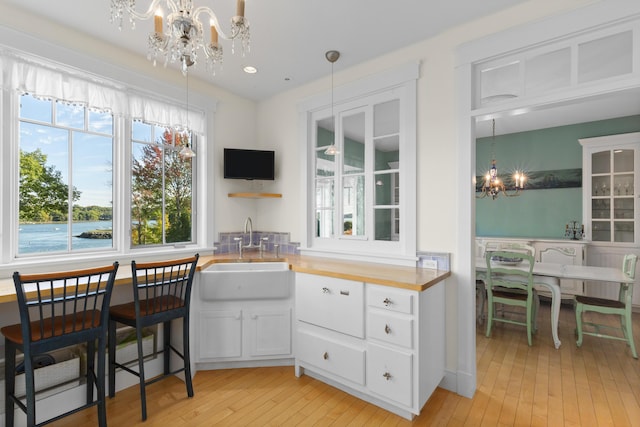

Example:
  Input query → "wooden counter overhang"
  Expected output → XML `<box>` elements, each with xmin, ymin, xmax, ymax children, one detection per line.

<box><xmin>0</xmin><ymin>252</ymin><xmax>451</xmax><ymax>303</ymax></box>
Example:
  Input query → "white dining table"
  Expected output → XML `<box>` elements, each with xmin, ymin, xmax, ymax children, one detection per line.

<box><xmin>475</xmin><ymin>259</ymin><xmax>633</xmax><ymax>349</ymax></box>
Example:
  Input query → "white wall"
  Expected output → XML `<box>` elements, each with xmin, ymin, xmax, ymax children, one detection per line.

<box><xmin>255</xmin><ymin>0</ymin><xmax>597</xmax><ymax>393</ymax></box>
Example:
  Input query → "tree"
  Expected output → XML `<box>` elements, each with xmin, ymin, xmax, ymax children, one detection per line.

<box><xmin>130</xmin><ymin>129</ymin><xmax>193</xmax><ymax>246</ymax></box>
<box><xmin>19</xmin><ymin>149</ymin><xmax>81</xmax><ymax>222</ymax></box>
<box><xmin>131</xmin><ymin>144</ymin><xmax>163</xmax><ymax>245</ymax></box>
<box><xmin>165</xmin><ymin>130</ymin><xmax>193</xmax><ymax>243</ymax></box>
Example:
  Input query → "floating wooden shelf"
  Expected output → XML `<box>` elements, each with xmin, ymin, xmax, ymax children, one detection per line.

<box><xmin>228</xmin><ymin>192</ymin><xmax>282</xmax><ymax>199</ymax></box>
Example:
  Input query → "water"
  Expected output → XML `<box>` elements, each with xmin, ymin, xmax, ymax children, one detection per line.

<box><xmin>19</xmin><ymin>221</ymin><xmax>113</xmax><ymax>254</ymax></box>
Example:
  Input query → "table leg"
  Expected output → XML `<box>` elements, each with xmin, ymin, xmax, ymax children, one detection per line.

<box><xmin>534</xmin><ymin>276</ymin><xmax>562</xmax><ymax>349</ymax></box>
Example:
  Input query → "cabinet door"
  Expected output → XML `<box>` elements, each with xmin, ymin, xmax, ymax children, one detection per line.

<box><xmin>297</xmin><ymin>330</ymin><xmax>365</xmax><ymax>385</ymax></box>
<box><xmin>296</xmin><ymin>273</ymin><xmax>364</xmax><ymax>338</ymax></box>
<box><xmin>246</xmin><ymin>309</ymin><xmax>292</xmax><ymax>357</ymax></box>
<box><xmin>366</xmin><ymin>343</ymin><xmax>413</xmax><ymax>407</ymax></box>
<box><xmin>580</xmin><ymin>133</ymin><xmax>640</xmax><ymax>245</ymax></box>
<box><xmin>367</xmin><ymin>311</ymin><xmax>413</xmax><ymax>349</ymax></box>
<box><xmin>198</xmin><ymin>310</ymin><xmax>242</xmax><ymax>359</ymax></box>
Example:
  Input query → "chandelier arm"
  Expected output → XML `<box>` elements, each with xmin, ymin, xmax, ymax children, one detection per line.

<box><xmin>121</xmin><ymin>0</ymin><xmax>174</xmax><ymax>21</ymax></box>
<box><xmin>192</xmin><ymin>6</ymin><xmax>244</xmax><ymax>41</ymax></box>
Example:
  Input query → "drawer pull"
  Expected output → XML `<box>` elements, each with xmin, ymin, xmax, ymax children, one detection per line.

<box><xmin>383</xmin><ymin>297</ymin><xmax>392</xmax><ymax>307</ymax></box>
<box><xmin>322</xmin><ymin>287</ymin><xmax>330</xmax><ymax>294</ymax></box>
<box><xmin>340</xmin><ymin>290</ymin><xmax>350</xmax><ymax>296</ymax></box>
<box><xmin>383</xmin><ymin>372</ymin><xmax>392</xmax><ymax>381</ymax></box>
<box><xmin>323</xmin><ymin>352</ymin><xmax>329</xmax><ymax>360</ymax></box>
<box><xmin>384</xmin><ymin>324</ymin><xmax>391</xmax><ymax>334</ymax></box>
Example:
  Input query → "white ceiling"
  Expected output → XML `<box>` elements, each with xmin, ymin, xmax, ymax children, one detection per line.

<box><xmin>6</xmin><ymin>0</ymin><xmax>526</xmax><ymax>101</ymax></box>
<box><xmin>5</xmin><ymin>0</ymin><xmax>640</xmax><ymax>137</ymax></box>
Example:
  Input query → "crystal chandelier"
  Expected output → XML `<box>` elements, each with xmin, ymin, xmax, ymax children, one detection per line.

<box><xmin>476</xmin><ymin>119</ymin><xmax>525</xmax><ymax>200</ymax></box>
<box><xmin>110</xmin><ymin>0</ymin><xmax>250</xmax><ymax>76</ymax></box>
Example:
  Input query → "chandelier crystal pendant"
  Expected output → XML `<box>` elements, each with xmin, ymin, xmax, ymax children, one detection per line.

<box><xmin>110</xmin><ymin>0</ymin><xmax>250</xmax><ymax>76</ymax></box>
<box><xmin>476</xmin><ymin>119</ymin><xmax>525</xmax><ymax>200</ymax></box>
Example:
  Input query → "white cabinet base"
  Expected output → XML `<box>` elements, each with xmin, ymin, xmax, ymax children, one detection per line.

<box><xmin>294</xmin><ymin>273</ymin><xmax>445</xmax><ymax>420</ymax></box>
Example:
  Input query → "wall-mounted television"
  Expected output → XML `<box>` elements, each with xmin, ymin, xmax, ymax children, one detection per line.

<box><xmin>223</xmin><ymin>148</ymin><xmax>275</xmax><ymax>180</ymax></box>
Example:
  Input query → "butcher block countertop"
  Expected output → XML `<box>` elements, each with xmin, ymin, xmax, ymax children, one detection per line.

<box><xmin>0</xmin><ymin>252</ymin><xmax>450</xmax><ymax>303</ymax></box>
<box><xmin>200</xmin><ymin>252</ymin><xmax>450</xmax><ymax>292</ymax></box>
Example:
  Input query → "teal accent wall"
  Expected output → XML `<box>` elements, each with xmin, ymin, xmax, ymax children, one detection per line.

<box><xmin>476</xmin><ymin>115</ymin><xmax>640</xmax><ymax>238</ymax></box>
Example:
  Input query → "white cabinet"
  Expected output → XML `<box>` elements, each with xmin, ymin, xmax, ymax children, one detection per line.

<box><xmin>579</xmin><ymin>133</ymin><xmax>640</xmax><ymax>305</ymax></box>
<box><xmin>197</xmin><ymin>305</ymin><xmax>292</xmax><ymax>362</ymax></box>
<box><xmin>580</xmin><ymin>132</ymin><xmax>640</xmax><ymax>245</ymax></box>
<box><xmin>198</xmin><ymin>310</ymin><xmax>243</xmax><ymax>359</ymax></box>
<box><xmin>294</xmin><ymin>273</ymin><xmax>445</xmax><ymax>420</ymax></box>
<box><xmin>193</xmin><ymin>273</ymin><xmax>294</xmax><ymax>367</ymax></box>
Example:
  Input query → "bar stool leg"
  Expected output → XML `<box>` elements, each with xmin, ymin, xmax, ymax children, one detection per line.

<box><xmin>163</xmin><ymin>322</ymin><xmax>171</xmax><ymax>376</ymax></box>
<box><xmin>5</xmin><ymin>343</ymin><xmax>16</xmax><ymax>427</ymax></box>
<box><xmin>24</xmin><ymin>353</ymin><xmax>36</xmax><ymax>427</ymax></box>
<box><xmin>183</xmin><ymin>315</ymin><xmax>194</xmax><ymax>397</ymax></box>
<box><xmin>86</xmin><ymin>340</ymin><xmax>95</xmax><ymax>404</ymax></box>
<box><xmin>136</xmin><ymin>324</ymin><xmax>148</xmax><ymax>421</ymax></box>
<box><xmin>108</xmin><ymin>319</ymin><xmax>117</xmax><ymax>398</ymax></box>
<box><xmin>97</xmin><ymin>336</ymin><xmax>107</xmax><ymax>427</ymax></box>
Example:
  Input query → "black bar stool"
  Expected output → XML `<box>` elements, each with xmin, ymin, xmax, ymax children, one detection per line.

<box><xmin>1</xmin><ymin>263</ymin><xmax>119</xmax><ymax>427</ymax></box>
<box><xmin>108</xmin><ymin>254</ymin><xmax>198</xmax><ymax>421</ymax></box>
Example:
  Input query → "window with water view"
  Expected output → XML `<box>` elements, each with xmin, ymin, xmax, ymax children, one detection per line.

<box><xmin>18</xmin><ymin>94</ymin><xmax>195</xmax><ymax>255</ymax></box>
<box><xmin>131</xmin><ymin>121</ymin><xmax>194</xmax><ymax>247</ymax></box>
<box><xmin>19</xmin><ymin>94</ymin><xmax>114</xmax><ymax>255</ymax></box>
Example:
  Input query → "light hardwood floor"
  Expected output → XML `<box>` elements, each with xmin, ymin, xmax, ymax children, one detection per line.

<box><xmin>48</xmin><ymin>300</ymin><xmax>640</xmax><ymax>426</ymax></box>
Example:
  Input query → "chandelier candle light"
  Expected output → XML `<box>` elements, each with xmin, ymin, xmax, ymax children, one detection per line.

<box><xmin>110</xmin><ymin>0</ymin><xmax>250</xmax><ymax>75</ymax></box>
<box><xmin>476</xmin><ymin>119</ymin><xmax>526</xmax><ymax>200</ymax></box>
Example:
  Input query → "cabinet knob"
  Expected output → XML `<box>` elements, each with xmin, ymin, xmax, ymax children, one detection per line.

<box><xmin>323</xmin><ymin>352</ymin><xmax>329</xmax><ymax>360</ymax></box>
<box><xmin>383</xmin><ymin>297</ymin><xmax>392</xmax><ymax>306</ymax></box>
<box><xmin>384</xmin><ymin>324</ymin><xmax>391</xmax><ymax>334</ymax></box>
<box><xmin>383</xmin><ymin>372</ymin><xmax>392</xmax><ymax>381</ymax></box>
<box><xmin>322</xmin><ymin>287</ymin><xmax>330</xmax><ymax>294</ymax></box>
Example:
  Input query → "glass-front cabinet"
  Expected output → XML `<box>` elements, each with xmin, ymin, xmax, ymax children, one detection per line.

<box><xmin>313</xmin><ymin>97</ymin><xmax>400</xmax><ymax>243</ymax></box>
<box><xmin>580</xmin><ymin>132</ymin><xmax>640</xmax><ymax>244</ymax></box>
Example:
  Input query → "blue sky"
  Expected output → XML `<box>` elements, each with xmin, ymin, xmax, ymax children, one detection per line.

<box><xmin>20</xmin><ymin>95</ymin><xmax>113</xmax><ymax>207</ymax></box>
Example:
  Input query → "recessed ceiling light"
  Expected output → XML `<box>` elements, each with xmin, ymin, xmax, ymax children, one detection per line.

<box><xmin>243</xmin><ymin>66</ymin><xmax>257</xmax><ymax>74</ymax></box>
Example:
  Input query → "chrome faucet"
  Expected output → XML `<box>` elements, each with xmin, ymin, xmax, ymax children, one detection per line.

<box><xmin>244</xmin><ymin>216</ymin><xmax>254</xmax><ymax>247</ymax></box>
<box><xmin>234</xmin><ymin>237</ymin><xmax>243</xmax><ymax>258</ymax></box>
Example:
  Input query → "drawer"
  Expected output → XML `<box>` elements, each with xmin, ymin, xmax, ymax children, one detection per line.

<box><xmin>296</xmin><ymin>330</ymin><xmax>365</xmax><ymax>385</ymax></box>
<box><xmin>296</xmin><ymin>273</ymin><xmax>364</xmax><ymax>338</ymax></box>
<box><xmin>366</xmin><ymin>343</ymin><xmax>413</xmax><ymax>407</ymax></box>
<box><xmin>367</xmin><ymin>285</ymin><xmax>413</xmax><ymax>314</ymax></box>
<box><xmin>367</xmin><ymin>311</ymin><xmax>413</xmax><ymax>349</ymax></box>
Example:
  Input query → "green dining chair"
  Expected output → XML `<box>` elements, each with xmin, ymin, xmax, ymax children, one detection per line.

<box><xmin>477</xmin><ymin>241</ymin><xmax>536</xmax><ymax>326</ymax></box>
<box><xmin>575</xmin><ymin>254</ymin><xmax>638</xmax><ymax>359</ymax></box>
<box><xmin>485</xmin><ymin>249</ymin><xmax>538</xmax><ymax>346</ymax></box>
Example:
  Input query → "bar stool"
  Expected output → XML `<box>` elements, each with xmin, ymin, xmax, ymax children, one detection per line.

<box><xmin>108</xmin><ymin>254</ymin><xmax>199</xmax><ymax>421</ymax></box>
<box><xmin>1</xmin><ymin>263</ymin><xmax>119</xmax><ymax>427</ymax></box>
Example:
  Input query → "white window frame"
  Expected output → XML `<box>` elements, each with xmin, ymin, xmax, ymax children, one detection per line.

<box><xmin>297</xmin><ymin>63</ymin><xmax>418</xmax><ymax>264</ymax></box>
<box><xmin>0</xmin><ymin>49</ymin><xmax>207</xmax><ymax>268</ymax></box>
